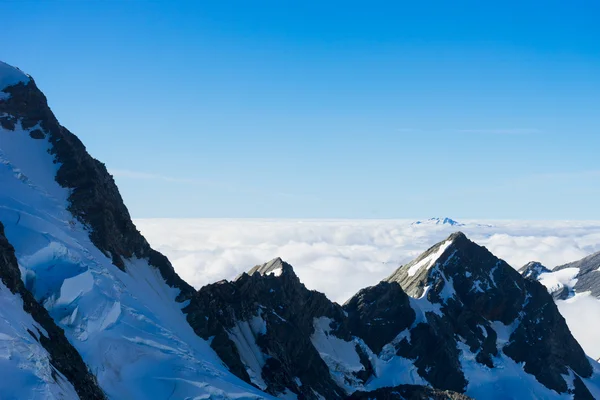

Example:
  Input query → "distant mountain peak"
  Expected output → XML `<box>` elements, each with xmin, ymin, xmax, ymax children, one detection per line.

<box><xmin>412</xmin><ymin>217</ymin><xmax>464</xmax><ymax>226</ymax></box>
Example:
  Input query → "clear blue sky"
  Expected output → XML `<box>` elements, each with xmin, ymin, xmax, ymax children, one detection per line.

<box><xmin>2</xmin><ymin>1</ymin><xmax>599</xmax><ymax>219</ymax></box>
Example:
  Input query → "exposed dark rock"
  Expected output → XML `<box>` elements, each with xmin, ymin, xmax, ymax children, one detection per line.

<box><xmin>343</xmin><ymin>281</ymin><xmax>415</xmax><ymax>354</ymax></box>
<box><xmin>554</xmin><ymin>251</ymin><xmax>600</xmax><ymax>298</ymax></box>
<box><xmin>504</xmin><ymin>278</ymin><xmax>593</xmax><ymax>394</ymax></box>
<box><xmin>0</xmin><ymin>79</ymin><xmax>194</xmax><ymax>301</ymax></box>
<box><xmin>573</xmin><ymin>375</ymin><xmax>596</xmax><ymax>400</ymax></box>
<box><xmin>185</xmin><ymin>234</ymin><xmax>597</xmax><ymax>399</ymax></box>
<box><xmin>0</xmin><ymin>222</ymin><xmax>106</xmax><ymax>399</ymax></box>
<box><xmin>185</xmin><ymin>258</ymin><xmax>359</xmax><ymax>399</ymax></box>
<box><xmin>395</xmin><ymin>315</ymin><xmax>468</xmax><ymax>392</ymax></box>
<box><xmin>28</xmin><ymin>128</ymin><xmax>45</xmax><ymax>139</ymax></box>
<box><xmin>379</xmin><ymin>232</ymin><xmax>594</xmax><ymax>397</ymax></box>
<box><xmin>347</xmin><ymin>384</ymin><xmax>472</xmax><ymax>400</ymax></box>
<box><xmin>519</xmin><ymin>261</ymin><xmax>552</xmax><ymax>280</ymax></box>
<box><xmin>519</xmin><ymin>262</ymin><xmax>572</xmax><ymax>300</ymax></box>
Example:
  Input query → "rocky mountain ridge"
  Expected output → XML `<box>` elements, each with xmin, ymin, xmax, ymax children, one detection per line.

<box><xmin>185</xmin><ymin>232</ymin><xmax>599</xmax><ymax>399</ymax></box>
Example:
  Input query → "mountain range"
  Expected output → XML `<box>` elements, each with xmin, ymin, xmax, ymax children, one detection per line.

<box><xmin>1</xmin><ymin>60</ymin><xmax>600</xmax><ymax>399</ymax></box>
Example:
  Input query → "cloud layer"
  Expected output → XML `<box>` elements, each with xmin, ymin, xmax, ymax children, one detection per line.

<box><xmin>136</xmin><ymin>218</ymin><xmax>600</xmax><ymax>303</ymax></box>
<box><xmin>136</xmin><ymin>218</ymin><xmax>600</xmax><ymax>358</ymax></box>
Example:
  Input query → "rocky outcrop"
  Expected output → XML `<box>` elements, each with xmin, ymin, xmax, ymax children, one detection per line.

<box><xmin>185</xmin><ymin>258</ymin><xmax>356</xmax><ymax>399</ymax></box>
<box><xmin>519</xmin><ymin>261</ymin><xmax>552</xmax><ymax>280</ymax></box>
<box><xmin>343</xmin><ymin>281</ymin><xmax>415</xmax><ymax>355</ymax></box>
<box><xmin>0</xmin><ymin>222</ymin><xmax>106</xmax><ymax>399</ymax></box>
<box><xmin>0</xmin><ymin>78</ymin><xmax>194</xmax><ymax>301</ymax></box>
<box><xmin>503</xmin><ymin>278</ymin><xmax>593</xmax><ymax>396</ymax></box>
<box><xmin>554</xmin><ymin>251</ymin><xmax>600</xmax><ymax>298</ymax></box>
<box><xmin>519</xmin><ymin>261</ymin><xmax>572</xmax><ymax>300</ymax></box>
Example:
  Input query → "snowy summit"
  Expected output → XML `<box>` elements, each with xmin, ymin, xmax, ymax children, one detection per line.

<box><xmin>412</xmin><ymin>217</ymin><xmax>465</xmax><ymax>226</ymax></box>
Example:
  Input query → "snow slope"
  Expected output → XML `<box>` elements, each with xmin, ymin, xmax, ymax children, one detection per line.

<box><xmin>0</xmin><ymin>280</ymin><xmax>79</xmax><ymax>400</ymax></box>
<box><xmin>0</xmin><ymin>90</ymin><xmax>271</xmax><ymax>398</ymax></box>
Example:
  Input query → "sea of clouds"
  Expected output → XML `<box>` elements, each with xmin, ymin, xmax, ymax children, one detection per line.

<box><xmin>136</xmin><ymin>218</ymin><xmax>600</xmax><ymax>358</ymax></box>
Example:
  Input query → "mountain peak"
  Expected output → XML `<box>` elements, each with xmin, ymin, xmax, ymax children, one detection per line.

<box><xmin>247</xmin><ymin>257</ymin><xmax>290</xmax><ymax>277</ymax></box>
<box><xmin>550</xmin><ymin>250</ymin><xmax>600</xmax><ymax>299</ymax></box>
<box><xmin>385</xmin><ymin>231</ymin><xmax>516</xmax><ymax>303</ymax></box>
<box><xmin>0</xmin><ymin>61</ymin><xmax>30</xmax><ymax>93</ymax></box>
<box><xmin>412</xmin><ymin>217</ymin><xmax>464</xmax><ymax>226</ymax></box>
<box><xmin>519</xmin><ymin>261</ymin><xmax>551</xmax><ymax>280</ymax></box>
<box><xmin>385</xmin><ymin>231</ymin><xmax>464</xmax><ymax>290</ymax></box>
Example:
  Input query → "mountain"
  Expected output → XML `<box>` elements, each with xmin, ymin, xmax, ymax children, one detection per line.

<box><xmin>186</xmin><ymin>257</ymin><xmax>354</xmax><ymax>399</ymax></box>
<box><xmin>2</xmin><ymin>60</ymin><xmax>600</xmax><ymax>400</ymax></box>
<box><xmin>412</xmin><ymin>218</ymin><xmax>464</xmax><ymax>226</ymax></box>
<box><xmin>0</xmin><ymin>221</ymin><xmax>105</xmax><ymax>399</ymax></box>
<box><xmin>519</xmin><ymin>252</ymin><xmax>600</xmax><ymax>361</ymax></box>
<box><xmin>187</xmin><ymin>233</ymin><xmax>600</xmax><ymax>399</ymax></box>
<box><xmin>369</xmin><ymin>232</ymin><xmax>597</xmax><ymax>398</ymax></box>
<box><xmin>552</xmin><ymin>251</ymin><xmax>600</xmax><ymax>298</ymax></box>
<box><xmin>519</xmin><ymin>251</ymin><xmax>600</xmax><ymax>300</ymax></box>
<box><xmin>186</xmin><ymin>257</ymin><xmax>471</xmax><ymax>399</ymax></box>
<box><xmin>519</xmin><ymin>261</ymin><xmax>552</xmax><ymax>281</ymax></box>
<box><xmin>0</xmin><ymin>61</ymin><xmax>269</xmax><ymax>399</ymax></box>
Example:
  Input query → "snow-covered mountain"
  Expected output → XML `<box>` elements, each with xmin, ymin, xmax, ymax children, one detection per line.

<box><xmin>2</xmin><ymin>60</ymin><xmax>600</xmax><ymax>400</ymax></box>
<box><xmin>186</xmin><ymin>234</ymin><xmax>600</xmax><ymax>399</ymax></box>
<box><xmin>522</xmin><ymin>252</ymin><xmax>600</xmax><ymax>300</ymax></box>
<box><xmin>0</xmin><ymin>61</ymin><xmax>271</xmax><ymax>399</ymax></box>
<box><xmin>519</xmin><ymin>251</ymin><xmax>600</xmax><ymax>361</ymax></box>
<box><xmin>412</xmin><ymin>218</ymin><xmax>465</xmax><ymax>226</ymax></box>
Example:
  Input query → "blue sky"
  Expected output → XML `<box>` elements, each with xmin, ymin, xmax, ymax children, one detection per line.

<box><xmin>2</xmin><ymin>1</ymin><xmax>599</xmax><ymax>219</ymax></box>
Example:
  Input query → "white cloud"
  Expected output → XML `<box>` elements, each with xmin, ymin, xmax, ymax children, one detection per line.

<box><xmin>136</xmin><ymin>218</ymin><xmax>600</xmax><ymax>358</ymax></box>
<box><xmin>135</xmin><ymin>218</ymin><xmax>600</xmax><ymax>304</ymax></box>
<box><xmin>557</xmin><ymin>293</ymin><xmax>600</xmax><ymax>360</ymax></box>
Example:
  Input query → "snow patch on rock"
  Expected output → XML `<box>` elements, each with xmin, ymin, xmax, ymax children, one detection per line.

<box><xmin>407</xmin><ymin>239</ymin><xmax>453</xmax><ymax>277</ymax></box>
<box><xmin>227</xmin><ymin>312</ymin><xmax>269</xmax><ymax>390</ymax></box>
<box><xmin>310</xmin><ymin>317</ymin><xmax>365</xmax><ymax>391</ymax></box>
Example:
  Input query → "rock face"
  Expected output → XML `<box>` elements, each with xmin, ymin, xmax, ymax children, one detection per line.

<box><xmin>519</xmin><ymin>261</ymin><xmax>572</xmax><ymax>300</ymax></box>
<box><xmin>0</xmin><ymin>222</ymin><xmax>106</xmax><ymax>399</ymax></box>
<box><xmin>379</xmin><ymin>232</ymin><xmax>594</xmax><ymax>398</ymax></box>
<box><xmin>185</xmin><ymin>234</ymin><xmax>598</xmax><ymax>399</ymax></box>
<box><xmin>554</xmin><ymin>251</ymin><xmax>600</xmax><ymax>298</ymax></box>
<box><xmin>519</xmin><ymin>261</ymin><xmax>552</xmax><ymax>280</ymax></box>
<box><xmin>185</xmin><ymin>258</ymin><xmax>355</xmax><ymax>399</ymax></box>
<box><xmin>519</xmin><ymin>251</ymin><xmax>600</xmax><ymax>301</ymax></box>
<box><xmin>344</xmin><ymin>281</ymin><xmax>415</xmax><ymax>355</ymax></box>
